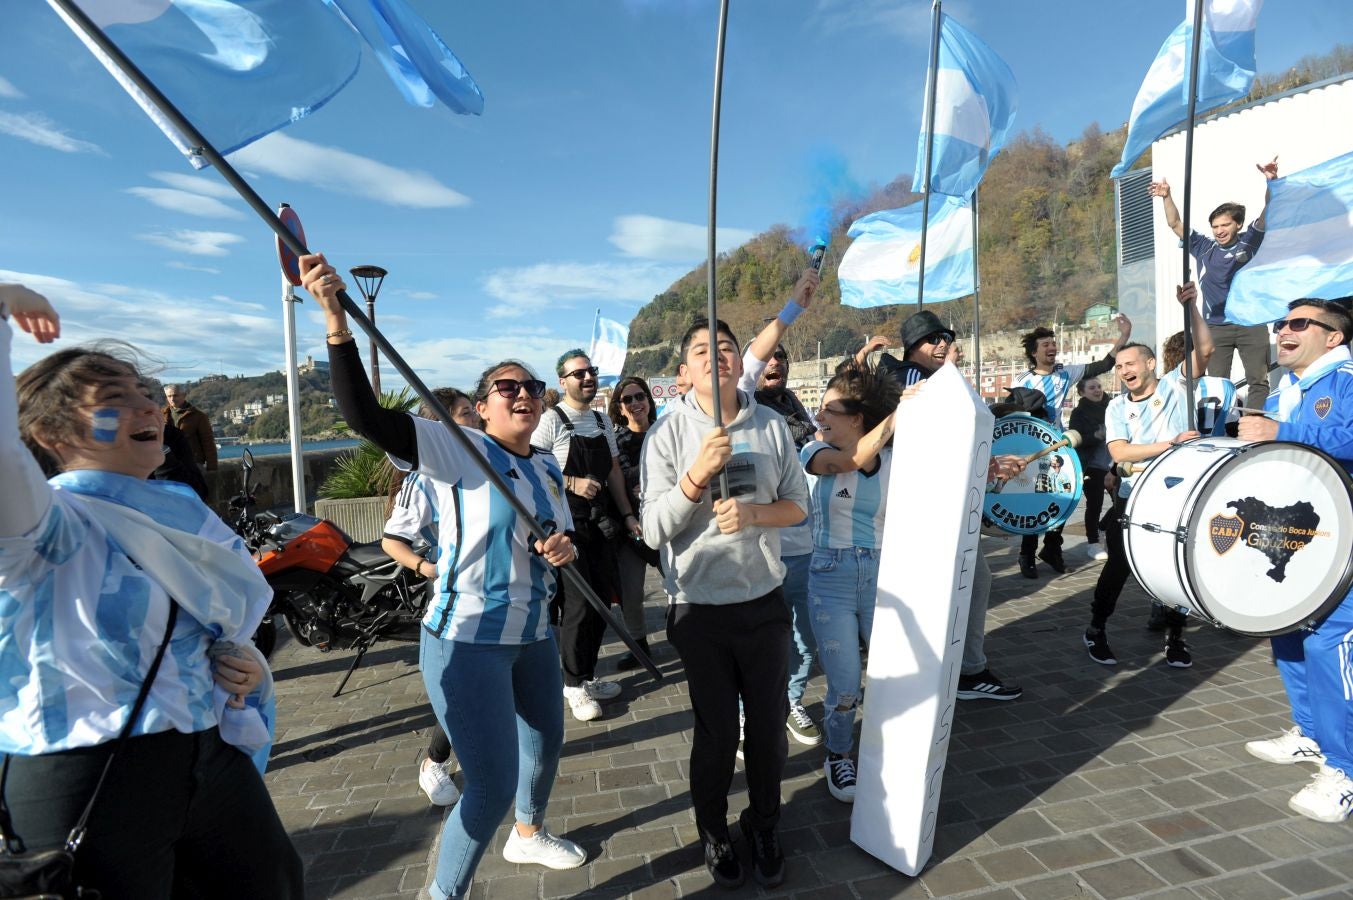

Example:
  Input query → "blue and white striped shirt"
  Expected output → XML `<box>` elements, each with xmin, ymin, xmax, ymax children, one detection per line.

<box><xmin>384</xmin><ymin>473</ymin><xmax>441</xmax><ymax>561</ymax></box>
<box><xmin>1012</xmin><ymin>363</ymin><xmax>1087</xmax><ymax>429</ymax></box>
<box><xmin>800</xmin><ymin>442</ymin><xmax>891</xmax><ymax>550</ymax></box>
<box><xmin>1106</xmin><ymin>367</ymin><xmax>1191</xmax><ymax>498</ymax></box>
<box><xmin>398</xmin><ymin>416</ymin><xmax>572</xmax><ymax>645</ymax></box>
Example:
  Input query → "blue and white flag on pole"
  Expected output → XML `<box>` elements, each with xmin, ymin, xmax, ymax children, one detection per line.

<box><xmin>1228</xmin><ymin>150</ymin><xmax>1353</xmax><ymax>325</ymax></box>
<box><xmin>1111</xmin><ymin>0</ymin><xmax>1262</xmax><ymax>179</ymax></box>
<box><xmin>839</xmin><ymin>196</ymin><xmax>975</xmax><ymax>309</ymax></box>
<box><xmin>49</xmin><ymin>0</ymin><xmax>362</xmax><ymax>169</ymax></box>
<box><xmin>913</xmin><ymin>14</ymin><xmax>1017</xmax><ymax>199</ymax></box>
<box><xmin>589</xmin><ymin>311</ymin><xmax>629</xmax><ymax>389</ymax></box>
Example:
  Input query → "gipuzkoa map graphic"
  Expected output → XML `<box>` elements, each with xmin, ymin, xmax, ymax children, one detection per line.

<box><xmin>1209</xmin><ymin>498</ymin><xmax>1324</xmax><ymax>583</ymax></box>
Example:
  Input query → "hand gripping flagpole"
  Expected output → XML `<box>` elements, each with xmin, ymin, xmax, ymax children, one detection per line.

<box><xmin>50</xmin><ymin>0</ymin><xmax>662</xmax><ymax>683</ymax></box>
<box><xmin>915</xmin><ymin>0</ymin><xmax>943</xmax><ymax>311</ymax></box>
<box><xmin>1177</xmin><ymin>0</ymin><xmax>1206</xmax><ymax>434</ymax></box>
<box><xmin>705</xmin><ymin>0</ymin><xmax>731</xmax><ymax>500</ymax></box>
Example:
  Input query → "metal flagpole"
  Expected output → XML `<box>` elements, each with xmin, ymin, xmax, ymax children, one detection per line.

<box><xmin>971</xmin><ymin>188</ymin><xmax>982</xmax><ymax>389</ymax></box>
<box><xmin>915</xmin><ymin>0</ymin><xmax>943</xmax><ymax>310</ymax></box>
<box><xmin>279</xmin><ymin>232</ymin><xmax>307</xmax><ymax>514</ymax></box>
<box><xmin>1178</xmin><ymin>0</ymin><xmax>1206</xmax><ymax>434</ymax></box>
<box><xmin>705</xmin><ymin>0</ymin><xmax>731</xmax><ymax>500</ymax></box>
<box><xmin>48</xmin><ymin>0</ymin><xmax>662</xmax><ymax>682</ymax></box>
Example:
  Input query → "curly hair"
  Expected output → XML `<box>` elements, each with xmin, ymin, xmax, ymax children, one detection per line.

<box><xmin>822</xmin><ymin>360</ymin><xmax>900</xmax><ymax>437</ymax></box>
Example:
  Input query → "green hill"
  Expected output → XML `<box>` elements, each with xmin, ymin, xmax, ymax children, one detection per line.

<box><xmin>156</xmin><ymin>367</ymin><xmax>342</xmax><ymax>440</ymax></box>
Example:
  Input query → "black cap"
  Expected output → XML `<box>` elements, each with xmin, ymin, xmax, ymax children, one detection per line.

<box><xmin>900</xmin><ymin>310</ymin><xmax>956</xmax><ymax>355</ymax></box>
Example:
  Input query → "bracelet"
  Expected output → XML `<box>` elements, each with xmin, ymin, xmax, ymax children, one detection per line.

<box><xmin>326</xmin><ymin>328</ymin><xmax>353</xmax><ymax>339</ymax></box>
<box><xmin>777</xmin><ymin>300</ymin><xmax>805</xmax><ymax>327</ymax></box>
<box><xmin>685</xmin><ymin>472</ymin><xmax>707</xmax><ymax>492</ymax></box>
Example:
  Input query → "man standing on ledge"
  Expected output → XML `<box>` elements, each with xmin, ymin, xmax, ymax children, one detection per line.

<box><xmin>163</xmin><ymin>383</ymin><xmax>217</xmax><ymax>472</ymax></box>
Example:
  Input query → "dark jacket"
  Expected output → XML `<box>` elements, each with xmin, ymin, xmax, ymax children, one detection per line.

<box><xmin>1069</xmin><ymin>396</ymin><xmax>1112</xmax><ymax>472</ymax></box>
<box><xmin>163</xmin><ymin>401</ymin><xmax>218</xmax><ymax>471</ymax></box>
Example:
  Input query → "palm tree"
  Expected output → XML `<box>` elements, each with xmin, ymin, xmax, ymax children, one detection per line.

<box><xmin>318</xmin><ymin>388</ymin><xmax>418</xmax><ymax>500</ymax></box>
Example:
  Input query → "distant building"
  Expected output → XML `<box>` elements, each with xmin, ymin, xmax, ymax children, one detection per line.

<box><xmin>298</xmin><ymin>354</ymin><xmax>330</xmax><ymax>375</ymax></box>
<box><xmin>1082</xmin><ymin>303</ymin><xmax>1115</xmax><ymax>325</ymax></box>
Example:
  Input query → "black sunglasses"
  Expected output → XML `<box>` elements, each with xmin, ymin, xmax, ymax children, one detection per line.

<box><xmin>924</xmin><ymin>331</ymin><xmax>956</xmax><ymax>345</ymax></box>
<box><xmin>1272</xmin><ymin>317</ymin><xmax>1336</xmax><ymax>335</ymax></box>
<box><xmin>771</xmin><ymin>348</ymin><xmax>788</xmax><ymax>360</ymax></box>
<box><xmin>620</xmin><ymin>392</ymin><xmax>648</xmax><ymax>404</ymax></box>
<box><xmin>563</xmin><ymin>366</ymin><xmax>599</xmax><ymax>380</ymax></box>
<box><xmin>490</xmin><ymin>378</ymin><xmax>547</xmax><ymax>399</ymax></box>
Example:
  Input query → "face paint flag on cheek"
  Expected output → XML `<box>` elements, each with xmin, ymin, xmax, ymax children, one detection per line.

<box><xmin>91</xmin><ymin>407</ymin><xmax>120</xmax><ymax>443</ymax></box>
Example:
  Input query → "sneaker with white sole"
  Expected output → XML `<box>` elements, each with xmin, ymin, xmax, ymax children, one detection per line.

<box><xmin>956</xmin><ymin>669</ymin><xmax>1023</xmax><ymax>701</ymax></box>
<box><xmin>502</xmin><ymin>825</ymin><xmax>587</xmax><ymax>869</ymax></box>
<box><xmin>1085</xmin><ymin>542</ymin><xmax>1109</xmax><ymax>561</ymax></box>
<box><xmin>582</xmin><ymin>678</ymin><xmax>621</xmax><ymax>701</ymax></box>
<box><xmin>787</xmin><ymin>703</ymin><xmax>822</xmax><ymax>745</ymax></box>
<box><xmin>825</xmin><ymin>753</ymin><xmax>857</xmax><ymax>803</ymax></box>
<box><xmin>1246</xmin><ymin>726</ymin><xmax>1326</xmax><ymax>766</ymax></box>
<box><xmin>1288</xmin><ymin>765</ymin><xmax>1353</xmax><ymax>823</ymax></box>
<box><xmin>418</xmin><ymin>758</ymin><xmax>461</xmax><ymax>807</ymax></box>
<box><xmin>1164</xmin><ymin>635</ymin><xmax>1192</xmax><ymax>668</ymax></box>
<box><xmin>563</xmin><ymin>685</ymin><xmax>602</xmax><ymax>722</ymax></box>
<box><xmin>1083</xmin><ymin>627</ymin><xmax>1117</xmax><ymax>665</ymax></box>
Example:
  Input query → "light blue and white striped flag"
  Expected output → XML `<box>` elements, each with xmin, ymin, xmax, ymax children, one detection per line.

<box><xmin>589</xmin><ymin>311</ymin><xmax>629</xmax><ymax>388</ymax></box>
<box><xmin>1110</xmin><ymin>0</ymin><xmax>1262</xmax><ymax>179</ymax></box>
<box><xmin>913</xmin><ymin>14</ymin><xmax>1017</xmax><ymax>199</ymax></box>
<box><xmin>839</xmin><ymin>196</ymin><xmax>974</xmax><ymax>309</ymax></box>
<box><xmin>1228</xmin><ymin>150</ymin><xmax>1353</xmax><ymax>325</ymax></box>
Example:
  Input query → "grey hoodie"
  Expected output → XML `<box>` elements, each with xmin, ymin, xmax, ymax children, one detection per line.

<box><xmin>639</xmin><ymin>389</ymin><xmax>808</xmax><ymax>605</ymax></box>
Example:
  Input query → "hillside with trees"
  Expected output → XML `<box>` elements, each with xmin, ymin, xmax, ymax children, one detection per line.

<box><xmin>624</xmin><ymin>45</ymin><xmax>1351</xmax><ymax>378</ymax></box>
<box><xmin>154</xmin><ymin>368</ymin><xmax>342</xmax><ymax>439</ymax></box>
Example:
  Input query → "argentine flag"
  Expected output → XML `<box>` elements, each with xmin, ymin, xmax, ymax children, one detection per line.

<box><xmin>1227</xmin><ymin>150</ymin><xmax>1353</xmax><ymax>325</ymax></box>
<box><xmin>589</xmin><ymin>311</ymin><xmax>629</xmax><ymax>389</ymax></box>
<box><xmin>839</xmin><ymin>196</ymin><xmax>974</xmax><ymax>309</ymax></box>
<box><xmin>1111</xmin><ymin>0</ymin><xmax>1262</xmax><ymax>179</ymax></box>
<box><xmin>913</xmin><ymin>14</ymin><xmax>1017</xmax><ymax>199</ymax></box>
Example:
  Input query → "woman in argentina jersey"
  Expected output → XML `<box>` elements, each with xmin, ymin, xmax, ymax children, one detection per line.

<box><xmin>800</xmin><ymin>363</ymin><xmax>900</xmax><ymax>804</ymax></box>
<box><xmin>301</xmin><ymin>257</ymin><xmax>584</xmax><ymax>900</ymax></box>
<box><xmin>0</xmin><ymin>287</ymin><xmax>301</xmax><ymax>898</ymax></box>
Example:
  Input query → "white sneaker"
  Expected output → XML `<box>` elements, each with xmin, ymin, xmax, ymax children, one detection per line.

<box><xmin>502</xmin><ymin>825</ymin><xmax>587</xmax><ymax>869</ymax></box>
<box><xmin>1086</xmin><ymin>542</ymin><xmax>1109</xmax><ymax>561</ymax></box>
<box><xmin>1246</xmin><ymin>726</ymin><xmax>1326</xmax><ymax>765</ymax></box>
<box><xmin>563</xmin><ymin>685</ymin><xmax>602</xmax><ymax>722</ymax></box>
<box><xmin>1289</xmin><ymin>765</ymin><xmax>1353</xmax><ymax>823</ymax></box>
<box><xmin>582</xmin><ymin>678</ymin><xmax>621</xmax><ymax>701</ymax></box>
<box><xmin>418</xmin><ymin>758</ymin><xmax>461</xmax><ymax>807</ymax></box>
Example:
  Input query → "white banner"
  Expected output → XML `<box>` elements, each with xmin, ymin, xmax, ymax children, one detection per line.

<box><xmin>850</xmin><ymin>364</ymin><xmax>993</xmax><ymax>875</ymax></box>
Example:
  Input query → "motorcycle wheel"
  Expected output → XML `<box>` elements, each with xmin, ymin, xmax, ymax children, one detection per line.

<box><xmin>252</xmin><ymin>617</ymin><xmax>278</xmax><ymax>660</ymax></box>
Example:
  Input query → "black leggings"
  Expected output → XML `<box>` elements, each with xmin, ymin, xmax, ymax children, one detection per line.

<box><xmin>1082</xmin><ymin>468</ymin><xmax>1110</xmax><ymax>544</ymax></box>
<box><xmin>2</xmin><ymin>728</ymin><xmax>303</xmax><ymax>900</ymax></box>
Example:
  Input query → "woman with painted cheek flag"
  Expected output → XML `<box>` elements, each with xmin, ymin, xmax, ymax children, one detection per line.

<box><xmin>0</xmin><ymin>285</ymin><xmax>301</xmax><ymax>899</ymax></box>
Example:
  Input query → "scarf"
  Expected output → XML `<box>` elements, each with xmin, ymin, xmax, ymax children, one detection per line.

<box><xmin>1266</xmin><ymin>345</ymin><xmax>1353</xmax><ymax>423</ymax></box>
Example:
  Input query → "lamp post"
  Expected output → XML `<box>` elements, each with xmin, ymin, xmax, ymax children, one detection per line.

<box><xmin>350</xmin><ymin>265</ymin><xmax>387</xmax><ymax>393</ymax></box>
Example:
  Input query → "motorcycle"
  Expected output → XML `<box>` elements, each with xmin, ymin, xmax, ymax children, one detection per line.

<box><xmin>229</xmin><ymin>449</ymin><xmax>430</xmax><ymax>696</ymax></box>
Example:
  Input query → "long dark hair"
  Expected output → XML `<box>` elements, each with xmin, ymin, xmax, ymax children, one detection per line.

<box><xmin>823</xmin><ymin>361</ymin><xmax>900</xmax><ymax>438</ymax></box>
<box><xmin>607</xmin><ymin>376</ymin><xmax>656</xmax><ymax>430</ymax></box>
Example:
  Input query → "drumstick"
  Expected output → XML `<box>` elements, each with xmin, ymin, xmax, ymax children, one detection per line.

<box><xmin>1238</xmin><ymin>407</ymin><xmax>1271</xmax><ymax>416</ymax></box>
<box><xmin>1115</xmin><ymin>461</ymin><xmax>1148</xmax><ymax>476</ymax></box>
<box><xmin>1021</xmin><ymin>429</ymin><xmax>1081</xmax><ymax>465</ymax></box>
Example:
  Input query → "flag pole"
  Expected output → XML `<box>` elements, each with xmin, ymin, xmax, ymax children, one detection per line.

<box><xmin>705</xmin><ymin>0</ymin><xmax>731</xmax><ymax>500</ymax></box>
<box><xmin>971</xmin><ymin>188</ymin><xmax>982</xmax><ymax>389</ymax></box>
<box><xmin>279</xmin><ymin>243</ymin><xmax>307</xmax><ymax>515</ymax></box>
<box><xmin>1178</xmin><ymin>0</ymin><xmax>1205</xmax><ymax>433</ymax></box>
<box><xmin>915</xmin><ymin>0</ymin><xmax>943</xmax><ymax>310</ymax></box>
<box><xmin>48</xmin><ymin>0</ymin><xmax>661</xmax><ymax>682</ymax></box>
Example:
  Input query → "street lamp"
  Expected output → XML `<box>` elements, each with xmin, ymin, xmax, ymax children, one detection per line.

<box><xmin>350</xmin><ymin>265</ymin><xmax>387</xmax><ymax>393</ymax></box>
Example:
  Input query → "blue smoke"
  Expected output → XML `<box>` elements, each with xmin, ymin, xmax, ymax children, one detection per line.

<box><xmin>798</xmin><ymin>146</ymin><xmax>865</xmax><ymax>249</ymax></box>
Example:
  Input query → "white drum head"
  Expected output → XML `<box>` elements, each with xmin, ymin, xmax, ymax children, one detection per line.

<box><xmin>1184</xmin><ymin>442</ymin><xmax>1353</xmax><ymax>636</ymax></box>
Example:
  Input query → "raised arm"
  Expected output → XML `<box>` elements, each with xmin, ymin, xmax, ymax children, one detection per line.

<box><xmin>1149</xmin><ymin>178</ymin><xmax>1185</xmax><ymax>240</ymax></box>
<box><xmin>1176</xmin><ymin>282</ymin><xmax>1213</xmax><ymax>374</ymax></box>
<box><xmin>744</xmin><ymin>269</ymin><xmax>819</xmax><ymax>365</ymax></box>
<box><xmin>1082</xmin><ymin>313</ymin><xmax>1133</xmax><ymax>379</ymax></box>
<box><xmin>0</xmin><ymin>285</ymin><xmax>61</xmax><ymax>539</ymax></box>
<box><xmin>804</xmin><ymin>410</ymin><xmax>897</xmax><ymax>475</ymax></box>
<box><xmin>1253</xmin><ymin>156</ymin><xmax>1278</xmax><ymax>231</ymax></box>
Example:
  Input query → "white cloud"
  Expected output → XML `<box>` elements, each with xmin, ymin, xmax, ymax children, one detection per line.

<box><xmin>354</xmin><ymin>331</ymin><xmax>578</xmax><ymax>392</ymax></box>
<box><xmin>0</xmin><ymin>77</ymin><xmax>23</xmax><ymax>99</ymax></box>
<box><xmin>0</xmin><ymin>111</ymin><xmax>101</xmax><ymax>154</ymax></box>
<box><xmin>392</xmin><ymin>289</ymin><xmax>439</xmax><ymax>301</ymax></box>
<box><xmin>230</xmin><ymin>132</ymin><xmax>471</xmax><ymax>209</ymax></box>
<box><xmin>609</xmin><ymin>214</ymin><xmax>754</xmax><ymax>261</ymax></box>
<box><xmin>150</xmin><ymin>170</ymin><xmax>238</xmax><ymax>200</ymax></box>
<box><xmin>125</xmin><ymin>187</ymin><xmax>245</xmax><ymax>219</ymax></box>
<box><xmin>166</xmin><ymin>261</ymin><xmax>223</xmax><ymax>275</ymax></box>
<box><xmin>809</xmin><ymin>0</ymin><xmax>976</xmax><ymax>41</ymax></box>
<box><xmin>481</xmin><ymin>261</ymin><xmax>686</xmax><ymax>319</ymax></box>
<box><xmin>138</xmin><ymin>229</ymin><xmax>246</xmax><ymax>257</ymax></box>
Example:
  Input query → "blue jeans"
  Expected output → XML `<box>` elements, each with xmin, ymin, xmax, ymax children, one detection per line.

<box><xmin>807</xmin><ymin>547</ymin><xmax>881</xmax><ymax>755</ymax></box>
<box><xmin>782</xmin><ymin>553</ymin><xmax>817</xmax><ymax>706</ymax></box>
<box><xmin>421</xmin><ymin>630</ymin><xmax>564</xmax><ymax>900</ymax></box>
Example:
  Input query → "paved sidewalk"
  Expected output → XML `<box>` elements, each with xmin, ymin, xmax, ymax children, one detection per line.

<box><xmin>264</xmin><ymin>533</ymin><xmax>1353</xmax><ymax>899</ymax></box>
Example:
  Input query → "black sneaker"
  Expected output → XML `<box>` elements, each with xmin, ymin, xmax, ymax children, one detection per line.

<box><xmin>1146</xmin><ymin>602</ymin><xmax>1169</xmax><ymax>632</ymax></box>
<box><xmin>956</xmin><ymin>669</ymin><xmax>1023</xmax><ymax>701</ymax></box>
<box><xmin>825</xmin><ymin>753</ymin><xmax>857</xmax><ymax>802</ymax></box>
<box><xmin>701</xmin><ymin>829</ymin><xmax>744</xmax><ymax>888</ymax></box>
<box><xmin>1018</xmin><ymin>556</ymin><xmax>1038</xmax><ymax>579</ymax></box>
<box><xmin>738</xmin><ymin>809</ymin><xmax>784</xmax><ymax>888</ymax></box>
<box><xmin>1038</xmin><ymin>547</ymin><xmax>1067</xmax><ymax>574</ymax></box>
<box><xmin>1083</xmin><ymin>627</ymin><xmax>1117</xmax><ymax>665</ymax></box>
<box><xmin>615</xmin><ymin>639</ymin><xmax>649</xmax><ymax>672</ymax></box>
<box><xmin>1164</xmin><ymin>635</ymin><xmax>1193</xmax><ymax>668</ymax></box>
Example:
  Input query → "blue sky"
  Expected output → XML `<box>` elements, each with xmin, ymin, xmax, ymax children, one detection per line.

<box><xmin>2</xmin><ymin>0</ymin><xmax>1350</xmax><ymax>391</ymax></box>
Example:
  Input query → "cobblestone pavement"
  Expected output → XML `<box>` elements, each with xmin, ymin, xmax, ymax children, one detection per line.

<box><xmin>265</xmin><ymin>533</ymin><xmax>1353</xmax><ymax>899</ymax></box>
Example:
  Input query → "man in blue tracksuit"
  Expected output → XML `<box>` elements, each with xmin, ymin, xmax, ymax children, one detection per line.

<box><xmin>1239</xmin><ymin>297</ymin><xmax>1353</xmax><ymax>824</ymax></box>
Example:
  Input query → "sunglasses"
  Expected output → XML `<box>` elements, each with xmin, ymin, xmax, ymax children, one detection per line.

<box><xmin>924</xmin><ymin>331</ymin><xmax>956</xmax><ymax>345</ymax></box>
<box><xmin>620</xmin><ymin>392</ymin><xmax>648</xmax><ymax>405</ymax></box>
<box><xmin>817</xmin><ymin>403</ymin><xmax>852</xmax><ymax>417</ymax></box>
<box><xmin>489</xmin><ymin>378</ymin><xmax>547</xmax><ymax>399</ymax></box>
<box><xmin>771</xmin><ymin>349</ymin><xmax>788</xmax><ymax>360</ymax></box>
<box><xmin>1272</xmin><ymin>317</ymin><xmax>1336</xmax><ymax>335</ymax></box>
<box><xmin>563</xmin><ymin>366</ymin><xmax>599</xmax><ymax>380</ymax></box>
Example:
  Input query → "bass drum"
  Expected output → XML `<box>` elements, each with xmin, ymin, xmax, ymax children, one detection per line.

<box><xmin>983</xmin><ymin>413</ymin><xmax>1083</xmax><ymax>536</ymax></box>
<box><xmin>1123</xmin><ymin>438</ymin><xmax>1353</xmax><ymax>636</ymax></box>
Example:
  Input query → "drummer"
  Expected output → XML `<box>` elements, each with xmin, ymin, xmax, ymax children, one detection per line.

<box><xmin>1084</xmin><ymin>284</ymin><xmax>1211</xmax><ymax>670</ymax></box>
<box><xmin>1238</xmin><ymin>297</ymin><xmax>1353</xmax><ymax>825</ymax></box>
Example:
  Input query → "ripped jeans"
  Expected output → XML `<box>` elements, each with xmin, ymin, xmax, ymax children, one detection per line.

<box><xmin>807</xmin><ymin>546</ymin><xmax>881</xmax><ymax>756</ymax></box>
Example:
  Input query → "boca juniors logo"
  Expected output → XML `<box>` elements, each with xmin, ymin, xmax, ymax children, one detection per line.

<box><xmin>1209</xmin><ymin>513</ymin><xmax>1244</xmax><ymax>555</ymax></box>
<box><xmin>1315</xmin><ymin>396</ymin><xmax>1333</xmax><ymax>419</ymax></box>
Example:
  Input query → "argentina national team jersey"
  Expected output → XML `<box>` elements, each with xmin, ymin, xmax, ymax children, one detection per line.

<box><xmin>384</xmin><ymin>473</ymin><xmax>441</xmax><ymax>562</ymax></box>
<box><xmin>800</xmin><ymin>442</ymin><xmax>891</xmax><ymax>550</ymax></box>
<box><xmin>1191</xmin><ymin>375</ymin><xmax>1237</xmax><ymax>437</ymax></box>
<box><xmin>1012</xmin><ymin>363</ymin><xmax>1086</xmax><ymax>429</ymax></box>
<box><xmin>1106</xmin><ymin>366</ymin><xmax>1191</xmax><ymax>498</ymax></box>
<box><xmin>400</xmin><ymin>416</ymin><xmax>572</xmax><ymax>645</ymax></box>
